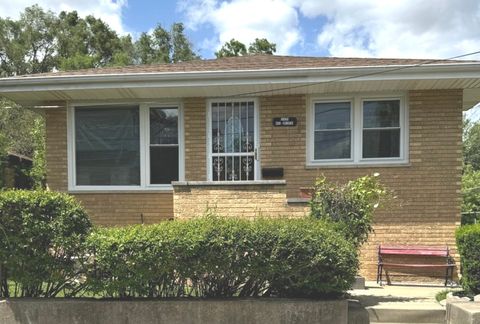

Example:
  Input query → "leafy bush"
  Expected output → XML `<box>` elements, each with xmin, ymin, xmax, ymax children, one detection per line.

<box><xmin>462</xmin><ymin>165</ymin><xmax>480</xmax><ymax>225</ymax></box>
<box><xmin>309</xmin><ymin>174</ymin><xmax>388</xmax><ymax>247</ymax></box>
<box><xmin>456</xmin><ymin>224</ymin><xmax>480</xmax><ymax>294</ymax></box>
<box><xmin>86</xmin><ymin>217</ymin><xmax>357</xmax><ymax>298</ymax></box>
<box><xmin>0</xmin><ymin>190</ymin><xmax>92</xmax><ymax>297</ymax></box>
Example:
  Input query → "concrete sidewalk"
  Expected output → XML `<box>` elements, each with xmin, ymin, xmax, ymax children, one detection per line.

<box><xmin>348</xmin><ymin>281</ymin><xmax>461</xmax><ymax>323</ymax></box>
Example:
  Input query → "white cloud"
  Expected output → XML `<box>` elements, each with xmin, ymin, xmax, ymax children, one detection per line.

<box><xmin>180</xmin><ymin>0</ymin><xmax>480</xmax><ymax>59</ymax></box>
<box><xmin>0</xmin><ymin>0</ymin><xmax>128</xmax><ymax>35</ymax></box>
<box><xmin>298</xmin><ymin>0</ymin><xmax>480</xmax><ymax>59</ymax></box>
<box><xmin>179</xmin><ymin>0</ymin><xmax>302</xmax><ymax>55</ymax></box>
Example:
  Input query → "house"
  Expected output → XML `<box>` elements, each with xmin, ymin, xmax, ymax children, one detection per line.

<box><xmin>1</xmin><ymin>55</ymin><xmax>480</xmax><ymax>281</ymax></box>
<box><xmin>1</xmin><ymin>152</ymin><xmax>33</xmax><ymax>189</ymax></box>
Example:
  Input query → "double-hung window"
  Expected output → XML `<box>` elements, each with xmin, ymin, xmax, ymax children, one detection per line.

<box><xmin>308</xmin><ymin>95</ymin><xmax>407</xmax><ymax>165</ymax></box>
<box><xmin>69</xmin><ymin>104</ymin><xmax>182</xmax><ymax>190</ymax></box>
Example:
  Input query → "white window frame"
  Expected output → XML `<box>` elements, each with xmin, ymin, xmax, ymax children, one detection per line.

<box><xmin>307</xmin><ymin>93</ymin><xmax>409</xmax><ymax>166</ymax></box>
<box><xmin>67</xmin><ymin>101</ymin><xmax>184</xmax><ymax>192</ymax></box>
<box><xmin>206</xmin><ymin>98</ymin><xmax>261</xmax><ymax>181</ymax></box>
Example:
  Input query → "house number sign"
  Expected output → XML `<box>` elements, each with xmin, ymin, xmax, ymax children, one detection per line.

<box><xmin>272</xmin><ymin>117</ymin><xmax>297</xmax><ymax>127</ymax></box>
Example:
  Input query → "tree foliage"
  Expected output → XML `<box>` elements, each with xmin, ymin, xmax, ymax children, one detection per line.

<box><xmin>215</xmin><ymin>38</ymin><xmax>276</xmax><ymax>58</ymax></box>
<box><xmin>464</xmin><ymin>119</ymin><xmax>480</xmax><ymax>171</ymax></box>
<box><xmin>0</xmin><ymin>5</ymin><xmax>200</xmax><ymax>75</ymax></box>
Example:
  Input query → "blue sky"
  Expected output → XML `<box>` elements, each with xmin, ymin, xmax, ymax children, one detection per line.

<box><xmin>2</xmin><ymin>0</ymin><xmax>480</xmax><ymax>60</ymax></box>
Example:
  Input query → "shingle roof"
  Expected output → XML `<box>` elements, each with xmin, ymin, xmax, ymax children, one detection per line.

<box><xmin>17</xmin><ymin>55</ymin><xmax>476</xmax><ymax>78</ymax></box>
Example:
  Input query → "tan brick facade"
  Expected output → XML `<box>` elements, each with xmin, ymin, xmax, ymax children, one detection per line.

<box><xmin>45</xmin><ymin>89</ymin><xmax>462</xmax><ymax>281</ymax></box>
<box><xmin>173</xmin><ymin>182</ymin><xmax>308</xmax><ymax>219</ymax></box>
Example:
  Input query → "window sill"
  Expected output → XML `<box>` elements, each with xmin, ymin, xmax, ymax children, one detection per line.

<box><xmin>172</xmin><ymin>180</ymin><xmax>286</xmax><ymax>186</ymax></box>
<box><xmin>68</xmin><ymin>186</ymin><xmax>174</xmax><ymax>194</ymax></box>
<box><xmin>305</xmin><ymin>162</ymin><xmax>411</xmax><ymax>169</ymax></box>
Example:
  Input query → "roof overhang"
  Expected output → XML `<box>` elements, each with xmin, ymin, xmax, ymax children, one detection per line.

<box><xmin>1</xmin><ymin>62</ymin><xmax>480</xmax><ymax>109</ymax></box>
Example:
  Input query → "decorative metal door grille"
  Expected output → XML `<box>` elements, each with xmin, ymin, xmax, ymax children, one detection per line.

<box><xmin>211</xmin><ymin>101</ymin><xmax>255</xmax><ymax>181</ymax></box>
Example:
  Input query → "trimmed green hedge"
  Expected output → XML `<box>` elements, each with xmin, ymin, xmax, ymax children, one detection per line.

<box><xmin>86</xmin><ymin>217</ymin><xmax>358</xmax><ymax>298</ymax></box>
<box><xmin>456</xmin><ymin>224</ymin><xmax>480</xmax><ymax>294</ymax></box>
<box><xmin>0</xmin><ymin>190</ymin><xmax>92</xmax><ymax>297</ymax></box>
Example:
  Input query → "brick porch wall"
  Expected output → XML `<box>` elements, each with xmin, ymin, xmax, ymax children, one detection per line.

<box><xmin>173</xmin><ymin>182</ymin><xmax>308</xmax><ymax>219</ymax></box>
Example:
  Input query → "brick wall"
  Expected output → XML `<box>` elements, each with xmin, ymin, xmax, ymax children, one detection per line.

<box><xmin>173</xmin><ymin>182</ymin><xmax>308</xmax><ymax>219</ymax></box>
<box><xmin>184</xmin><ymin>98</ymin><xmax>207</xmax><ymax>181</ymax></box>
<box><xmin>45</xmin><ymin>108</ymin><xmax>68</xmax><ymax>191</ymax></box>
<box><xmin>72</xmin><ymin>192</ymin><xmax>173</xmax><ymax>226</ymax></box>
<box><xmin>45</xmin><ymin>89</ymin><xmax>463</xmax><ymax>281</ymax></box>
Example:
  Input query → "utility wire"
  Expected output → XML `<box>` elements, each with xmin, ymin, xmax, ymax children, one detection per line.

<box><xmin>225</xmin><ymin>49</ymin><xmax>480</xmax><ymax>98</ymax></box>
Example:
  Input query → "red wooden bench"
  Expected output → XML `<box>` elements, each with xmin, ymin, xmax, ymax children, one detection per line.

<box><xmin>376</xmin><ymin>245</ymin><xmax>455</xmax><ymax>286</ymax></box>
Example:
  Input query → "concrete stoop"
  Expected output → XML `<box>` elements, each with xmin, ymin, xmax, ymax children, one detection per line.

<box><xmin>366</xmin><ymin>302</ymin><xmax>445</xmax><ymax>323</ymax></box>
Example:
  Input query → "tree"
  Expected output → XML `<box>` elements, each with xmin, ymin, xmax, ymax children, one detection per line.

<box><xmin>248</xmin><ymin>38</ymin><xmax>276</xmax><ymax>55</ymax></box>
<box><xmin>0</xmin><ymin>5</ymin><xmax>58</xmax><ymax>76</ymax></box>
<box><xmin>464</xmin><ymin>119</ymin><xmax>480</xmax><ymax>171</ymax></box>
<box><xmin>215</xmin><ymin>38</ymin><xmax>277</xmax><ymax>58</ymax></box>
<box><xmin>135</xmin><ymin>23</ymin><xmax>199</xmax><ymax>64</ymax></box>
<box><xmin>171</xmin><ymin>23</ymin><xmax>199</xmax><ymax>63</ymax></box>
<box><xmin>215</xmin><ymin>39</ymin><xmax>247</xmax><ymax>58</ymax></box>
<box><xmin>0</xmin><ymin>100</ymin><xmax>45</xmax><ymax>188</ymax></box>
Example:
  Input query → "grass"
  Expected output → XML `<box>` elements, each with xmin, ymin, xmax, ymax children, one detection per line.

<box><xmin>435</xmin><ymin>289</ymin><xmax>451</xmax><ymax>302</ymax></box>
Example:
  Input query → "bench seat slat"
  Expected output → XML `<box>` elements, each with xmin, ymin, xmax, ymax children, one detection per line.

<box><xmin>380</xmin><ymin>250</ymin><xmax>447</xmax><ymax>256</ymax></box>
<box><xmin>380</xmin><ymin>263</ymin><xmax>454</xmax><ymax>268</ymax></box>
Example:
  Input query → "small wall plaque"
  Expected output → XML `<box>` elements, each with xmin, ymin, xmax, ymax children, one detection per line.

<box><xmin>272</xmin><ymin>117</ymin><xmax>297</xmax><ymax>127</ymax></box>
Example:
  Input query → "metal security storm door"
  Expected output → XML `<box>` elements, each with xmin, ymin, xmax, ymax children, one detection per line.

<box><xmin>209</xmin><ymin>100</ymin><xmax>258</xmax><ymax>181</ymax></box>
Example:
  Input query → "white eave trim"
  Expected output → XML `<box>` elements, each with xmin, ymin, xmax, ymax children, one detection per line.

<box><xmin>1</xmin><ymin>62</ymin><xmax>480</xmax><ymax>93</ymax></box>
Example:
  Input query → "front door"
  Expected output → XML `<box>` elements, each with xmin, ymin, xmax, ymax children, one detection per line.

<box><xmin>208</xmin><ymin>99</ymin><xmax>259</xmax><ymax>181</ymax></box>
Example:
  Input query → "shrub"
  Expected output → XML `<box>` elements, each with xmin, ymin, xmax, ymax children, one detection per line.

<box><xmin>462</xmin><ymin>165</ymin><xmax>480</xmax><ymax>225</ymax></box>
<box><xmin>86</xmin><ymin>217</ymin><xmax>357</xmax><ymax>298</ymax></box>
<box><xmin>309</xmin><ymin>174</ymin><xmax>388</xmax><ymax>247</ymax></box>
<box><xmin>0</xmin><ymin>190</ymin><xmax>92</xmax><ymax>297</ymax></box>
<box><xmin>456</xmin><ymin>224</ymin><xmax>480</xmax><ymax>294</ymax></box>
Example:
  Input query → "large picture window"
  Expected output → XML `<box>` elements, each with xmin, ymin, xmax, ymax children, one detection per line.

<box><xmin>308</xmin><ymin>95</ymin><xmax>407</xmax><ymax>165</ymax></box>
<box><xmin>75</xmin><ymin>106</ymin><xmax>140</xmax><ymax>186</ymax></box>
<box><xmin>70</xmin><ymin>104</ymin><xmax>183</xmax><ymax>190</ymax></box>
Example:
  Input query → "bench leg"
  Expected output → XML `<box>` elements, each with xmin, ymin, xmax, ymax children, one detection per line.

<box><xmin>377</xmin><ymin>265</ymin><xmax>383</xmax><ymax>286</ymax></box>
<box><xmin>444</xmin><ymin>267</ymin><xmax>448</xmax><ymax>287</ymax></box>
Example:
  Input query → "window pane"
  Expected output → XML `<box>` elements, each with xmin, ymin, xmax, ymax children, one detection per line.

<box><xmin>75</xmin><ymin>106</ymin><xmax>140</xmax><ymax>185</ymax></box>
<box><xmin>150</xmin><ymin>146</ymin><xmax>179</xmax><ymax>184</ymax></box>
<box><xmin>363</xmin><ymin>129</ymin><xmax>400</xmax><ymax>158</ymax></box>
<box><xmin>315</xmin><ymin>102</ymin><xmax>351</xmax><ymax>130</ymax></box>
<box><xmin>314</xmin><ymin>130</ymin><xmax>351</xmax><ymax>160</ymax></box>
<box><xmin>150</xmin><ymin>108</ymin><xmax>178</xmax><ymax>144</ymax></box>
<box><xmin>363</xmin><ymin>100</ymin><xmax>400</xmax><ymax>128</ymax></box>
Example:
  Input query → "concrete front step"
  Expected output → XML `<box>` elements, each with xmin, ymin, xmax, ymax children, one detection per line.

<box><xmin>367</xmin><ymin>302</ymin><xmax>445</xmax><ymax>323</ymax></box>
